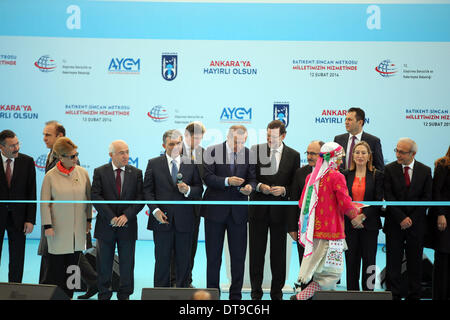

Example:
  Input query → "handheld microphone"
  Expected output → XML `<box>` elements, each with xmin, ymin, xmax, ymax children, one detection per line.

<box><xmin>176</xmin><ymin>172</ymin><xmax>183</xmax><ymax>184</ymax></box>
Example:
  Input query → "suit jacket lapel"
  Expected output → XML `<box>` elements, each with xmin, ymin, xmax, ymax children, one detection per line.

<box><xmin>106</xmin><ymin>163</ymin><xmax>120</xmax><ymax>199</ymax></box>
<box><xmin>0</xmin><ymin>157</ymin><xmax>7</xmax><ymax>189</ymax></box>
<box><xmin>347</xmin><ymin>171</ymin><xmax>355</xmax><ymax>198</ymax></box>
<box><xmin>9</xmin><ymin>154</ymin><xmax>21</xmax><ymax>188</ymax></box>
<box><xmin>162</xmin><ymin>155</ymin><xmax>176</xmax><ymax>187</ymax></box>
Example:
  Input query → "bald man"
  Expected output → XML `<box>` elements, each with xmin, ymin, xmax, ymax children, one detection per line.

<box><xmin>91</xmin><ymin>140</ymin><xmax>144</xmax><ymax>300</ymax></box>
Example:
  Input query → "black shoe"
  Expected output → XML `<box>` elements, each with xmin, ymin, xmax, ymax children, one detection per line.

<box><xmin>77</xmin><ymin>287</ymin><xmax>98</xmax><ymax>299</ymax></box>
<box><xmin>290</xmin><ymin>294</ymin><xmax>298</xmax><ymax>301</ymax></box>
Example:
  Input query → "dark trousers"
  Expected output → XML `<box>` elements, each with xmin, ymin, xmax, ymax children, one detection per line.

<box><xmin>170</xmin><ymin>214</ymin><xmax>201</xmax><ymax>286</ymax></box>
<box><xmin>249</xmin><ymin>219</ymin><xmax>286</xmax><ymax>300</ymax></box>
<box><xmin>433</xmin><ymin>250</ymin><xmax>450</xmax><ymax>300</ymax></box>
<box><xmin>0</xmin><ymin>211</ymin><xmax>26</xmax><ymax>283</ymax></box>
<box><xmin>97</xmin><ymin>238</ymin><xmax>135</xmax><ymax>300</ymax></box>
<box><xmin>205</xmin><ymin>215</ymin><xmax>247</xmax><ymax>300</ymax></box>
<box><xmin>154</xmin><ymin>229</ymin><xmax>192</xmax><ymax>288</ymax></box>
<box><xmin>345</xmin><ymin>229</ymin><xmax>379</xmax><ymax>291</ymax></box>
<box><xmin>386</xmin><ymin>224</ymin><xmax>424</xmax><ymax>300</ymax></box>
<box><xmin>45</xmin><ymin>251</ymin><xmax>81</xmax><ymax>299</ymax></box>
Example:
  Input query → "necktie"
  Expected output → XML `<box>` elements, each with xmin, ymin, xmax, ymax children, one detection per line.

<box><xmin>171</xmin><ymin>159</ymin><xmax>178</xmax><ymax>184</ymax></box>
<box><xmin>270</xmin><ymin>149</ymin><xmax>278</xmax><ymax>174</ymax></box>
<box><xmin>230</xmin><ymin>152</ymin><xmax>237</xmax><ymax>175</ymax></box>
<box><xmin>115</xmin><ymin>168</ymin><xmax>122</xmax><ymax>197</ymax></box>
<box><xmin>5</xmin><ymin>159</ymin><xmax>12</xmax><ymax>188</ymax></box>
<box><xmin>190</xmin><ymin>148</ymin><xmax>195</xmax><ymax>162</ymax></box>
<box><xmin>404</xmin><ymin>166</ymin><xmax>411</xmax><ymax>187</ymax></box>
<box><xmin>348</xmin><ymin>135</ymin><xmax>357</xmax><ymax>169</ymax></box>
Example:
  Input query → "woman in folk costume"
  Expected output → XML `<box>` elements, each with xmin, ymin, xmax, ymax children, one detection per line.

<box><xmin>291</xmin><ymin>142</ymin><xmax>365</xmax><ymax>300</ymax></box>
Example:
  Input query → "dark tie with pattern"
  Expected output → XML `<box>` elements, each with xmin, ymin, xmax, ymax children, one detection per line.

<box><xmin>404</xmin><ymin>166</ymin><xmax>411</xmax><ymax>187</ymax></box>
<box><xmin>171</xmin><ymin>160</ymin><xmax>178</xmax><ymax>184</ymax></box>
<box><xmin>5</xmin><ymin>159</ymin><xmax>12</xmax><ymax>188</ymax></box>
<box><xmin>115</xmin><ymin>168</ymin><xmax>122</xmax><ymax>197</ymax></box>
<box><xmin>347</xmin><ymin>135</ymin><xmax>357</xmax><ymax>169</ymax></box>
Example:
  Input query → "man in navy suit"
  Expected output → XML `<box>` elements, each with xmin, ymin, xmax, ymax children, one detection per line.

<box><xmin>91</xmin><ymin>140</ymin><xmax>144</xmax><ymax>300</ymax></box>
<box><xmin>384</xmin><ymin>138</ymin><xmax>432</xmax><ymax>300</ymax></box>
<box><xmin>334</xmin><ymin>107</ymin><xmax>384</xmax><ymax>171</ymax></box>
<box><xmin>144</xmin><ymin>129</ymin><xmax>203</xmax><ymax>288</ymax></box>
<box><xmin>202</xmin><ymin>125</ymin><xmax>257</xmax><ymax>300</ymax></box>
<box><xmin>0</xmin><ymin>130</ymin><xmax>36</xmax><ymax>283</ymax></box>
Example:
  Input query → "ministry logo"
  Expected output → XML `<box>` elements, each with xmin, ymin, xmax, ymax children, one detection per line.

<box><xmin>34</xmin><ymin>154</ymin><xmax>48</xmax><ymax>172</ymax></box>
<box><xmin>274</xmin><ymin>103</ymin><xmax>289</xmax><ymax>127</ymax></box>
<box><xmin>147</xmin><ymin>105</ymin><xmax>169</xmax><ymax>122</ymax></box>
<box><xmin>162</xmin><ymin>54</ymin><xmax>177</xmax><ymax>81</ymax></box>
<box><xmin>34</xmin><ymin>55</ymin><xmax>57</xmax><ymax>72</ymax></box>
<box><xmin>375</xmin><ymin>59</ymin><xmax>397</xmax><ymax>77</ymax></box>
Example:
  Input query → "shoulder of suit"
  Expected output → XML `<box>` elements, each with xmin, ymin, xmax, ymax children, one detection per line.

<box><xmin>362</xmin><ymin>131</ymin><xmax>380</xmax><ymax>142</ymax></box>
<box><xmin>414</xmin><ymin>160</ymin><xmax>431</xmax><ymax>172</ymax></box>
<box><xmin>17</xmin><ymin>153</ymin><xmax>34</xmax><ymax>162</ymax></box>
<box><xmin>334</xmin><ymin>133</ymin><xmax>348</xmax><ymax>141</ymax></box>
<box><xmin>284</xmin><ymin>144</ymin><xmax>300</xmax><ymax>156</ymax></box>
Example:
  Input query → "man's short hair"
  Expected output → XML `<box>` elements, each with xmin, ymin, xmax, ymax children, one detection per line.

<box><xmin>348</xmin><ymin>107</ymin><xmax>365</xmax><ymax>126</ymax></box>
<box><xmin>398</xmin><ymin>137</ymin><xmax>418</xmax><ymax>154</ymax></box>
<box><xmin>163</xmin><ymin>129</ymin><xmax>183</xmax><ymax>144</ymax></box>
<box><xmin>45</xmin><ymin>120</ymin><xmax>66</xmax><ymax>137</ymax></box>
<box><xmin>267</xmin><ymin>120</ymin><xmax>286</xmax><ymax>136</ymax></box>
<box><xmin>0</xmin><ymin>130</ymin><xmax>16</xmax><ymax>146</ymax></box>
<box><xmin>311</xmin><ymin>140</ymin><xmax>325</xmax><ymax>148</ymax></box>
<box><xmin>227</xmin><ymin>125</ymin><xmax>247</xmax><ymax>138</ymax></box>
<box><xmin>185</xmin><ymin>121</ymin><xmax>206</xmax><ymax>136</ymax></box>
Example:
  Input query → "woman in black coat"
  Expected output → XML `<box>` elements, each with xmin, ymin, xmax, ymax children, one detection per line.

<box><xmin>343</xmin><ymin>141</ymin><xmax>383</xmax><ymax>291</ymax></box>
<box><xmin>430</xmin><ymin>146</ymin><xmax>450</xmax><ymax>300</ymax></box>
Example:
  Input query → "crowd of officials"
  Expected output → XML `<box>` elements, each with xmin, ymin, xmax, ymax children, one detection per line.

<box><xmin>0</xmin><ymin>107</ymin><xmax>449</xmax><ymax>300</ymax></box>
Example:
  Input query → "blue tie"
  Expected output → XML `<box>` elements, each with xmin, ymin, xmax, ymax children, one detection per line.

<box><xmin>171</xmin><ymin>159</ymin><xmax>178</xmax><ymax>184</ymax></box>
<box><xmin>230</xmin><ymin>152</ymin><xmax>237</xmax><ymax>175</ymax></box>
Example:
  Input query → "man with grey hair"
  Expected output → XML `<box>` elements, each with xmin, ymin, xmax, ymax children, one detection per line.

<box><xmin>143</xmin><ymin>129</ymin><xmax>203</xmax><ymax>288</ymax></box>
<box><xmin>384</xmin><ymin>137</ymin><xmax>432</xmax><ymax>300</ymax></box>
<box><xmin>91</xmin><ymin>140</ymin><xmax>144</xmax><ymax>300</ymax></box>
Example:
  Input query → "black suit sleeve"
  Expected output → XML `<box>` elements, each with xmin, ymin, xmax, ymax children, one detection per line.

<box><xmin>433</xmin><ymin>164</ymin><xmax>449</xmax><ymax>217</ymax></box>
<box><xmin>25</xmin><ymin>156</ymin><xmax>37</xmax><ymax>224</ymax></box>
<box><xmin>371</xmin><ymin>137</ymin><xmax>385</xmax><ymax>171</ymax></box>
<box><xmin>91</xmin><ymin>167</ymin><xmax>116</xmax><ymax>222</ymax></box>
<box><xmin>186</xmin><ymin>165</ymin><xmax>203</xmax><ymax>199</ymax></box>
<box><xmin>409</xmin><ymin>165</ymin><xmax>432</xmax><ymax>224</ymax></box>
<box><xmin>363</xmin><ymin>170</ymin><xmax>384</xmax><ymax>221</ymax></box>
<box><xmin>285</xmin><ymin>151</ymin><xmax>300</xmax><ymax>199</ymax></box>
<box><xmin>384</xmin><ymin>166</ymin><xmax>408</xmax><ymax>224</ymax></box>
<box><xmin>143</xmin><ymin>160</ymin><xmax>158</xmax><ymax>213</ymax></box>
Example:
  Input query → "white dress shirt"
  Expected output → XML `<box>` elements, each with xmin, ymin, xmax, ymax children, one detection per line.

<box><xmin>346</xmin><ymin>131</ymin><xmax>363</xmax><ymax>169</ymax></box>
<box><xmin>402</xmin><ymin>159</ymin><xmax>415</xmax><ymax>182</ymax></box>
<box><xmin>111</xmin><ymin>162</ymin><xmax>125</xmax><ymax>191</ymax></box>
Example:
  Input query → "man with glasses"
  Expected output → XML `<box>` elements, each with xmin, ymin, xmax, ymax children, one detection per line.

<box><xmin>288</xmin><ymin>140</ymin><xmax>324</xmax><ymax>267</ymax></box>
<box><xmin>384</xmin><ymin>137</ymin><xmax>432</xmax><ymax>300</ymax></box>
<box><xmin>0</xmin><ymin>129</ymin><xmax>36</xmax><ymax>283</ymax></box>
<box><xmin>334</xmin><ymin>107</ymin><xmax>384</xmax><ymax>171</ymax></box>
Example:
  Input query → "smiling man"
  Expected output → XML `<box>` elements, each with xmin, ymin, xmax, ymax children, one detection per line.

<box><xmin>0</xmin><ymin>129</ymin><xmax>36</xmax><ymax>283</ymax></box>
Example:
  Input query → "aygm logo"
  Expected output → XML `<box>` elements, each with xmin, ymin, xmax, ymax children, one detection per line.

<box><xmin>34</xmin><ymin>55</ymin><xmax>56</xmax><ymax>72</ymax></box>
<box><xmin>162</xmin><ymin>54</ymin><xmax>177</xmax><ymax>81</ymax></box>
<box><xmin>375</xmin><ymin>59</ymin><xmax>397</xmax><ymax>77</ymax></box>
<box><xmin>274</xmin><ymin>103</ymin><xmax>289</xmax><ymax>127</ymax></box>
<box><xmin>148</xmin><ymin>105</ymin><xmax>169</xmax><ymax>122</ymax></box>
<box><xmin>108</xmin><ymin>58</ymin><xmax>140</xmax><ymax>74</ymax></box>
<box><xmin>220</xmin><ymin>107</ymin><xmax>252</xmax><ymax>123</ymax></box>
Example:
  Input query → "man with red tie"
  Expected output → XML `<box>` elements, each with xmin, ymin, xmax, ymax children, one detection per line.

<box><xmin>384</xmin><ymin>138</ymin><xmax>432</xmax><ymax>300</ymax></box>
<box><xmin>0</xmin><ymin>129</ymin><xmax>36</xmax><ymax>283</ymax></box>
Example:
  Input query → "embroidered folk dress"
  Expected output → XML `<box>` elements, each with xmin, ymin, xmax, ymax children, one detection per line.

<box><xmin>297</xmin><ymin>169</ymin><xmax>359</xmax><ymax>288</ymax></box>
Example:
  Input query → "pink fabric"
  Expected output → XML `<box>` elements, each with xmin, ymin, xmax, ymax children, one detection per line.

<box><xmin>295</xmin><ymin>281</ymin><xmax>321</xmax><ymax>300</ymax></box>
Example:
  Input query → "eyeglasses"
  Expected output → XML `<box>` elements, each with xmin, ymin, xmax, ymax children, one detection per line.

<box><xmin>4</xmin><ymin>142</ymin><xmax>20</xmax><ymax>149</ymax></box>
<box><xmin>63</xmin><ymin>152</ymin><xmax>79</xmax><ymax>160</ymax></box>
<box><xmin>394</xmin><ymin>148</ymin><xmax>411</xmax><ymax>155</ymax></box>
<box><xmin>305</xmin><ymin>152</ymin><xmax>319</xmax><ymax>156</ymax></box>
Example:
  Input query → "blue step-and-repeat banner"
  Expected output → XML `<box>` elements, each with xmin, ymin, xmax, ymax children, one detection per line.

<box><xmin>1</xmin><ymin>0</ymin><xmax>449</xmax><ymax>241</ymax></box>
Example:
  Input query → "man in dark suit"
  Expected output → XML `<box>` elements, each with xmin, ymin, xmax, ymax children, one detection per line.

<box><xmin>334</xmin><ymin>107</ymin><xmax>384</xmax><ymax>171</ymax></box>
<box><xmin>0</xmin><ymin>129</ymin><xmax>36</xmax><ymax>283</ymax></box>
<box><xmin>202</xmin><ymin>125</ymin><xmax>257</xmax><ymax>300</ymax></box>
<box><xmin>144</xmin><ymin>130</ymin><xmax>203</xmax><ymax>288</ymax></box>
<box><xmin>287</xmin><ymin>140</ymin><xmax>324</xmax><ymax>267</ymax></box>
<box><xmin>384</xmin><ymin>138</ymin><xmax>432</xmax><ymax>300</ymax></box>
<box><xmin>91</xmin><ymin>140</ymin><xmax>144</xmax><ymax>300</ymax></box>
<box><xmin>248</xmin><ymin>120</ymin><xmax>300</xmax><ymax>300</ymax></box>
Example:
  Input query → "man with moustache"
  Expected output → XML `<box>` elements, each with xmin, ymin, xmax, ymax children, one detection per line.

<box><xmin>288</xmin><ymin>140</ymin><xmax>324</xmax><ymax>266</ymax></box>
<box><xmin>384</xmin><ymin>138</ymin><xmax>432</xmax><ymax>300</ymax></box>
<box><xmin>0</xmin><ymin>130</ymin><xmax>36</xmax><ymax>283</ymax></box>
<box><xmin>91</xmin><ymin>140</ymin><xmax>144</xmax><ymax>300</ymax></box>
<box><xmin>202</xmin><ymin>125</ymin><xmax>257</xmax><ymax>300</ymax></box>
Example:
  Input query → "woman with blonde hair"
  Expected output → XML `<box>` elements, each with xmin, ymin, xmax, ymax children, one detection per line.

<box><xmin>40</xmin><ymin>137</ymin><xmax>92</xmax><ymax>298</ymax></box>
<box><xmin>343</xmin><ymin>141</ymin><xmax>383</xmax><ymax>291</ymax></box>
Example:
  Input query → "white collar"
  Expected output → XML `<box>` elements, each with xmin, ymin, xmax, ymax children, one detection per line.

<box><xmin>402</xmin><ymin>159</ymin><xmax>415</xmax><ymax>171</ymax></box>
<box><xmin>1</xmin><ymin>153</ymin><xmax>14</xmax><ymax>163</ymax></box>
<box><xmin>349</xmin><ymin>130</ymin><xmax>363</xmax><ymax>141</ymax></box>
<box><xmin>166</xmin><ymin>153</ymin><xmax>181</xmax><ymax>164</ymax></box>
<box><xmin>111</xmin><ymin>162</ymin><xmax>125</xmax><ymax>171</ymax></box>
<box><xmin>270</xmin><ymin>143</ymin><xmax>284</xmax><ymax>154</ymax></box>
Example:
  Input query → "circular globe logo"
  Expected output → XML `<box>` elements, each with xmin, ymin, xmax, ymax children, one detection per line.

<box><xmin>147</xmin><ymin>105</ymin><xmax>169</xmax><ymax>122</ymax></box>
<box><xmin>34</xmin><ymin>154</ymin><xmax>48</xmax><ymax>172</ymax></box>
<box><xmin>375</xmin><ymin>59</ymin><xmax>397</xmax><ymax>77</ymax></box>
<box><xmin>34</xmin><ymin>55</ymin><xmax>57</xmax><ymax>72</ymax></box>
